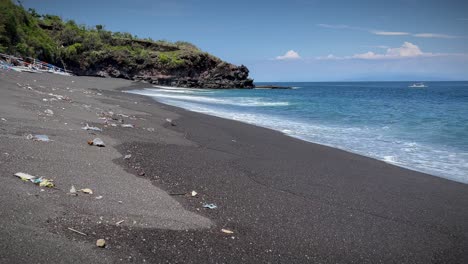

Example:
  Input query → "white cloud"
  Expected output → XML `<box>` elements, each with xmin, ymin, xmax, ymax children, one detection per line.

<box><xmin>361</xmin><ymin>45</ymin><xmax>390</xmax><ymax>49</ymax></box>
<box><xmin>318</xmin><ymin>23</ymin><xmax>463</xmax><ymax>39</ymax></box>
<box><xmin>386</xmin><ymin>42</ymin><xmax>424</xmax><ymax>57</ymax></box>
<box><xmin>413</xmin><ymin>33</ymin><xmax>458</xmax><ymax>39</ymax></box>
<box><xmin>372</xmin><ymin>31</ymin><xmax>410</xmax><ymax>36</ymax></box>
<box><xmin>352</xmin><ymin>42</ymin><xmax>424</xmax><ymax>59</ymax></box>
<box><xmin>276</xmin><ymin>50</ymin><xmax>301</xmax><ymax>60</ymax></box>
<box><xmin>318</xmin><ymin>42</ymin><xmax>435</xmax><ymax>60</ymax></box>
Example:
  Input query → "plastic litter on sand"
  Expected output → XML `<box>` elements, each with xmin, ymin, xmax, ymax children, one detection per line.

<box><xmin>26</xmin><ymin>134</ymin><xmax>50</xmax><ymax>142</ymax></box>
<box><xmin>87</xmin><ymin>138</ymin><xmax>105</xmax><ymax>147</ymax></box>
<box><xmin>203</xmin><ymin>203</ymin><xmax>217</xmax><ymax>209</ymax></box>
<box><xmin>69</xmin><ymin>185</ymin><xmax>77</xmax><ymax>195</ymax></box>
<box><xmin>82</xmin><ymin>123</ymin><xmax>102</xmax><ymax>132</ymax></box>
<box><xmin>79</xmin><ymin>188</ymin><xmax>93</xmax><ymax>194</ymax></box>
<box><xmin>14</xmin><ymin>172</ymin><xmax>36</xmax><ymax>181</ymax></box>
<box><xmin>14</xmin><ymin>172</ymin><xmax>55</xmax><ymax>188</ymax></box>
<box><xmin>221</xmin><ymin>229</ymin><xmax>234</xmax><ymax>234</ymax></box>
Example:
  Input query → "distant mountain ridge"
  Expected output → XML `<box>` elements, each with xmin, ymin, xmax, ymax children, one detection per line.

<box><xmin>0</xmin><ymin>0</ymin><xmax>254</xmax><ymax>88</ymax></box>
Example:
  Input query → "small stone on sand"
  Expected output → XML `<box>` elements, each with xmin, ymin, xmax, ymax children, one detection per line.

<box><xmin>96</xmin><ymin>239</ymin><xmax>106</xmax><ymax>248</ymax></box>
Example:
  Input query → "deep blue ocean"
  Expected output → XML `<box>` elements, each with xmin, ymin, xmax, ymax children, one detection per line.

<box><xmin>129</xmin><ymin>82</ymin><xmax>468</xmax><ymax>183</ymax></box>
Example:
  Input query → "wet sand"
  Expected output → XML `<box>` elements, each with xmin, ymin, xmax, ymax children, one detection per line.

<box><xmin>1</xmin><ymin>70</ymin><xmax>467</xmax><ymax>263</ymax></box>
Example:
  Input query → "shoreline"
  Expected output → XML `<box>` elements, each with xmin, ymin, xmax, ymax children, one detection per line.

<box><xmin>1</xmin><ymin>72</ymin><xmax>468</xmax><ymax>263</ymax></box>
<box><xmin>126</xmin><ymin>85</ymin><xmax>465</xmax><ymax>184</ymax></box>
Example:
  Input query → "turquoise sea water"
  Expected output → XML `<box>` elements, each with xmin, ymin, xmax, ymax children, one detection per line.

<box><xmin>128</xmin><ymin>82</ymin><xmax>468</xmax><ymax>183</ymax></box>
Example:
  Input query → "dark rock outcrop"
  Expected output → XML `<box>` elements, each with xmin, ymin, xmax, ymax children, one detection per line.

<box><xmin>69</xmin><ymin>50</ymin><xmax>254</xmax><ymax>89</ymax></box>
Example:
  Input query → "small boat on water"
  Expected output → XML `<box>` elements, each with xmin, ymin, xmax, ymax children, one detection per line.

<box><xmin>409</xmin><ymin>82</ymin><xmax>427</xmax><ymax>88</ymax></box>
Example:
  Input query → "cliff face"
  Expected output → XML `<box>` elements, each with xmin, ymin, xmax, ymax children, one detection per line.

<box><xmin>0</xmin><ymin>0</ymin><xmax>255</xmax><ymax>89</ymax></box>
<box><xmin>71</xmin><ymin>46</ymin><xmax>254</xmax><ymax>89</ymax></box>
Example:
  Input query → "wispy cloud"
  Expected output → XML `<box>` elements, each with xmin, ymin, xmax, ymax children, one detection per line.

<box><xmin>371</xmin><ymin>31</ymin><xmax>410</xmax><ymax>36</ymax></box>
<box><xmin>317</xmin><ymin>23</ymin><xmax>463</xmax><ymax>39</ymax></box>
<box><xmin>361</xmin><ymin>45</ymin><xmax>390</xmax><ymax>49</ymax></box>
<box><xmin>276</xmin><ymin>50</ymin><xmax>301</xmax><ymax>60</ymax></box>
<box><xmin>317</xmin><ymin>42</ymin><xmax>467</xmax><ymax>60</ymax></box>
<box><xmin>413</xmin><ymin>33</ymin><xmax>458</xmax><ymax>39</ymax></box>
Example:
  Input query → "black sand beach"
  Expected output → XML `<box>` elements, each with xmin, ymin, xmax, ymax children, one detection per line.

<box><xmin>1</xmin><ymin>71</ymin><xmax>468</xmax><ymax>263</ymax></box>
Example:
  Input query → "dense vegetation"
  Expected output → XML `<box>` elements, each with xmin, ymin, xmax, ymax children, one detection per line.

<box><xmin>0</xmin><ymin>0</ymin><xmax>254</xmax><ymax>88</ymax></box>
<box><xmin>0</xmin><ymin>0</ymin><xmax>218</xmax><ymax>71</ymax></box>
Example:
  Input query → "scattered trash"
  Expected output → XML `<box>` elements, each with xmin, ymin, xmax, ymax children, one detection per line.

<box><xmin>48</xmin><ymin>93</ymin><xmax>71</xmax><ymax>102</ymax></box>
<box><xmin>68</xmin><ymin>227</ymin><xmax>87</xmax><ymax>236</ymax></box>
<box><xmin>14</xmin><ymin>172</ymin><xmax>36</xmax><ymax>181</ymax></box>
<box><xmin>44</xmin><ymin>109</ymin><xmax>54</xmax><ymax>116</ymax></box>
<box><xmin>38</xmin><ymin>178</ymin><xmax>55</xmax><ymax>188</ymax></box>
<box><xmin>96</xmin><ymin>239</ymin><xmax>106</xmax><ymax>248</ymax></box>
<box><xmin>146</xmin><ymin>128</ymin><xmax>155</xmax><ymax>132</ymax></box>
<box><xmin>87</xmin><ymin>138</ymin><xmax>105</xmax><ymax>147</ymax></box>
<box><xmin>26</xmin><ymin>134</ymin><xmax>50</xmax><ymax>142</ymax></box>
<box><xmin>14</xmin><ymin>172</ymin><xmax>55</xmax><ymax>188</ymax></box>
<box><xmin>118</xmin><ymin>200</ymin><xmax>123</xmax><ymax>204</ymax></box>
<box><xmin>138</xmin><ymin>171</ymin><xmax>145</xmax><ymax>176</ymax></box>
<box><xmin>116</xmin><ymin>220</ymin><xmax>125</xmax><ymax>225</ymax></box>
<box><xmin>165</xmin><ymin>118</ymin><xmax>176</xmax><ymax>126</ymax></box>
<box><xmin>79</xmin><ymin>188</ymin><xmax>93</xmax><ymax>194</ymax></box>
<box><xmin>42</xmin><ymin>98</ymin><xmax>48</xmax><ymax>102</ymax></box>
<box><xmin>191</xmin><ymin>191</ymin><xmax>198</xmax><ymax>197</ymax></box>
<box><xmin>124</xmin><ymin>154</ymin><xmax>132</xmax><ymax>160</ymax></box>
<box><xmin>69</xmin><ymin>185</ymin><xmax>77</xmax><ymax>196</ymax></box>
<box><xmin>95</xmin><ymin>195</ymin><xmax>103</xmax><ymax>200</ymax></box>
<box><xmin>221</xmin><ymin>229</ymin><xmax>234</xmax><ymax>234</ymax></box>
<box><xmin>1</xmin><ymin>118</ymin><xmax>6</xmax><ymax>121</ymax></box>
<box><xmin>203</xmin><ymin>203</ymin><xmax>218</xmax><ymax>209</ymax></box>
<box><xmin>82</xmin><ymin>123</ymin><xmax>102</xmax><ymax>132</ymax></box>
<box><xmin>121</xmin><ymin>124</ymin><xmax>135</xmax><ymax>128</ymax></box>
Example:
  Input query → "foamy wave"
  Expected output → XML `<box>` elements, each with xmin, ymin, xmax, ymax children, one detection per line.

<box><xmin>129</xmin><ymin>89</ymin><xmax>289</xmax><ymax>107</ymax></box>
<box><xmin>127</xmin><ymin>88</ymin><xmax>468</xmax><ymax>184</ymax></box>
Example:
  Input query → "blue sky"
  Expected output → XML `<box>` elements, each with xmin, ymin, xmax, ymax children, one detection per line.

<box><xmin>23</xmin><ymin>0</ymin><xmax>468</xmax><ymax>81</ymax></box>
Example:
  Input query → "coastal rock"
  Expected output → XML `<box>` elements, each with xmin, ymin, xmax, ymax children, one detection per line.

<box><xmin>68</xmin><ymin>48</ymin><xmax>254</xmax><ymax>89</ymax></box>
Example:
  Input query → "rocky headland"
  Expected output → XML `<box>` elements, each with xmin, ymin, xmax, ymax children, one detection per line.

<box><xmin>0</xmin><ymin>0</ymin><xmax>254</xmax><ymax>89</ymax></box>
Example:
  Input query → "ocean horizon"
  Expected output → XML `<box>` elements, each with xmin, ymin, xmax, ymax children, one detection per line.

<box><xmin>129</xmin><ymin>81</ymin><xmax>468</xmax><ymax>184</ymax></box>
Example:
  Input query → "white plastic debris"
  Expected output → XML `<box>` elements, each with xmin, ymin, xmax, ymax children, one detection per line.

<box><xmin>88</xmin><ymin>138</ymin><xmax>105</xmax><ymax>147</ymax></box>
<box><xmin>121</xmin><ymin>124</ymin><xmax>135</xmax><ymax>128</ymax></box>
<box><xmin>124</xmin><ymin>154</ymin><xmax>132</xmax><ymax>160</ymax></box>
<box><xmin>203</xmin><ymin>203</ymin><xmax>217</xmax><ymax>209</ymax></box>
<box><xmin>44</xmin><ymin>109</ymin><xmax>54</xmax><ymax>116</ymax></box>
<box><xmin>191</xmin><ymin>191</ymin><xmax>198</xmax><ymax>197</ymax></box>
<box><xmin>221</xmin><ymin>229</ymin><xmax>234</xmax><ymax>234</ymax></box>
<box><xmin>14</xmin><ymin>172</ymin><xmax>36</xmax><ymax>181</ymax></box>
<box><xmin>26</xmin><ymin>134</ymin><xmax>50</xmax><ymax>142</ymax></box>
<box><xmin>69</xmin><ymin>185</ymin><xmax>77</xmax><ymax>195</ymax></box>
<box><xmin>82</xmin><ymin>123</ymin><xmax>102</xmax><ymax>132</ymax></box>
<box><xmin>1</xmin><ymin>118</ymin><xmax>6</xmax><ymax>122</ymax></box>
<box><xmin>79</xmin><ymin>188</ymin><xmax>93</xmax><ymax>194</ymax></box>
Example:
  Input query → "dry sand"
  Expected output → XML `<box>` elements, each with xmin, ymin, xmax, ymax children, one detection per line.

<box><xmin>1</xmin><ymin>70</ymin><xmax>468</xmax><ymax>263</ymax></box>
